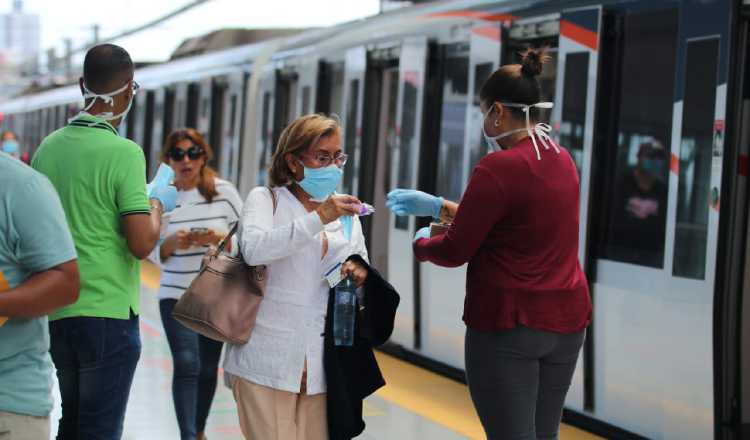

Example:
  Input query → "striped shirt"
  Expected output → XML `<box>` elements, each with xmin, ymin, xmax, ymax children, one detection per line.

<box><xmin>152</xmin><ymin>178</ymin><xmax>243</xmax><ymax>301</ymax></box>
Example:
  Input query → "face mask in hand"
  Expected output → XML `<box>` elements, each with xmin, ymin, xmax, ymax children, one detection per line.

<box><xmin>297</xmin><ymin>162</ymin><xmax>344</xmax><ymax>202</ymax></box>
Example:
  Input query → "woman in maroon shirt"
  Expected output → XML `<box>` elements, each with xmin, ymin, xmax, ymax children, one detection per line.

<box><xmin>387</xmin><ymin>49</ymin><xmax>591</xmax><ymax>440</ymax></box>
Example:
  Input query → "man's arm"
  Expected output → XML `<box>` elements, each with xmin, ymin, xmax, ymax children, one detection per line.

<box><xmin>121</xmin><ymin>200</ymin><xmax>163</xmax><ymax>260</ymax></box>
<box><xmin>0</xmin><ymin>260</ymin><xmax>79</xmax><ymax>318</ymax></box>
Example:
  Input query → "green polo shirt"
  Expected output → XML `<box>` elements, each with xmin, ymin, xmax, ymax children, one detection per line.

<box><xmin>32</xmin><ymin>115</ymin><xmax>151</xmax><ymax>320</ymax></box>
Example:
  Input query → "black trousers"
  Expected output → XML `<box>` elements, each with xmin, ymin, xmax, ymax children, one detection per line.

<box><xmin>465</xmin><ymin>325</ymin><xmax>585</xmax><ymax>440</ymax></box>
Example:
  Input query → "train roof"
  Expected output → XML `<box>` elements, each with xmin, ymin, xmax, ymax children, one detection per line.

<box><xmin>0</xmin><ymin>0</ymin><xmax>555</xmax><ymax>114</ymax></box>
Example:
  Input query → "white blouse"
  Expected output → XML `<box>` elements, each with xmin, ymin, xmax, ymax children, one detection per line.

<box><xmin>223</xmin><ymin>186</ymin><xmax>369</xmax><ymax>395</ymax></box>
<box><xmin>151</xmin><ymin>178</ymin><xmax>243</xmax><ymax>300</ymax></box>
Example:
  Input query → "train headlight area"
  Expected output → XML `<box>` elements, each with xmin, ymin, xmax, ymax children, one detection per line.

<box><xmin>8</xmin><ymin>0</ymin><xmax>750</xmax><ymax>438</ymax></box>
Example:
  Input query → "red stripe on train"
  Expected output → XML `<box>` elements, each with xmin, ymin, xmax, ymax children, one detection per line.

<box><xmin>560</xmin><ymin>20</ymin><xmax>598</xmax><ymax>51</ymax></box>
<box><xmin>426</xmin><ymin>11</ymin><xmax>516</xmax><ymax>23</ymax></box>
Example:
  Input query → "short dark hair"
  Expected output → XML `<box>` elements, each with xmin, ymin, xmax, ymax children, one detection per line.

<box><xmin>479</xmin><ymin>47</ymin><xmax>549</xmax><ymax>120</ymax></box>
<box><xmin>83</xmin><ymin>44</ymin><xmax>133</xmax><ymax>92</ymax></box>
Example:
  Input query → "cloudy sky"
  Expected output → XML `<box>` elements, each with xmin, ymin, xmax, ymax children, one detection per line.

<box><xmin>18</xmin><ymin>0</ymin><xmax>381</xmax><ymax>62</ymax></box>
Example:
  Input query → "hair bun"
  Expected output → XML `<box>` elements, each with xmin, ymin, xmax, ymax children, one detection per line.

<box><xmin>520</xmin><ymin>47</ymin><xmax>549</xmax><ymax>77</ymax></box>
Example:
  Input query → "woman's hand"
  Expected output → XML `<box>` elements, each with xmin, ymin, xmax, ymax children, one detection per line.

<box><xmin>192</xmin><ymin>229</ymin><xmax>222</xmax><ymax>247</ymax></box>
<box><xmin>159</xmin><ymin>230</ymin><xmax>191</xmax><ymax>261</ymax></box>
<box><xmin>171</xmin><ymin>230</ymin><xmax>192</xmax><ymax>250</ymax></box>
<box><xmin>341</xmin><ymin>260</ymin><xmax>368</xmax><ymax>288</ymax></box>
<box><xmin>316</xmin><ymin>194</ymin><xmax>361</xmax><ymax>224</ymax></box>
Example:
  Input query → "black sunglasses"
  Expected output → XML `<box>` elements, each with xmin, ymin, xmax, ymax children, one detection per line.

<box><xmin>168</xmin><ymin>145</ymin><xmax>205</xmax><ymax>161</ymax></box>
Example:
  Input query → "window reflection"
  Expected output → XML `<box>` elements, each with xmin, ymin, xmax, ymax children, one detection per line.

<box><xmin>436</xmin><ymin>48</ymin><xmax>469</xmax><ymax>202</ymax></box>
<box><xmin>601</xmin><ymin>8</ymin><xmax>678</xmax><ymax>268</ymax></box>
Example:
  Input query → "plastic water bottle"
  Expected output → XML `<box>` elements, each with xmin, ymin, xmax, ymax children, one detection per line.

<box><xmin>333</xmin><ymin>275</ymin><xmax>357</xmax><ymax>346</ymax></box>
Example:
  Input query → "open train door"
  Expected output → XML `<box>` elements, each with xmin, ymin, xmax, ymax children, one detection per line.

<box><xmin>386</xmin><ymin>37</ymin><xmax>428</xmax><ymax>351</ymax></box>
<box><xmin>550</xmin><ymin>5</ymin><xmax>602</xmax><ymax>412</ymax></box>
<box><xmin>417</xmin><ymin>20</ymin><xmax>503</xmax><ymax>369</ymax></box>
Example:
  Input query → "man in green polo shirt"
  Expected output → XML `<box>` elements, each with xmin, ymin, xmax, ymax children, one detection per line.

<box><xmin>32</xmin><ymin>44</ymin><xmax>177</xmax><ymax>440</ymax></box>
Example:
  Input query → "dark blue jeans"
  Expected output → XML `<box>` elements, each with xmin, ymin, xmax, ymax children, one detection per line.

<box><xmin>159</xmin><ymin>299</ymin><xmax>223</xmax><ymax>440</ymax></box>
<box><xmin>49</xmin><ymin>312</ymin><xmax>141</xmax><ymax>440</ymax></box>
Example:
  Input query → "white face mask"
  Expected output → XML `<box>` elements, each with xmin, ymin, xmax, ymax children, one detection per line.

<box><xmin>69</xmin><ymin>81</ymin><xmax>136</xmax><ymax>125</ymax></box>
<box><xmin>482</xmin><ymin>101</ymin><xmax>560</xmax><ymax>160</ymax></box>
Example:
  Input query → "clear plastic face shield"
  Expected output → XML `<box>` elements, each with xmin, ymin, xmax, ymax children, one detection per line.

<box><xmin>482</xmin><ymin>101</ymin><xmax>560</xmax><ymax>160</ymax></box>
<box><xmin>70</xmin><ymin>79</ymin><xmax>139</xmax><ymax>125</ymax></box>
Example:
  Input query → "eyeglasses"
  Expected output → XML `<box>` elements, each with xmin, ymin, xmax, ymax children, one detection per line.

<box><xmin>168</xmin><ymin>145</ymin><xmax>205</xmax><ymax>161</ymax></box>
<box><xmin>302</xmin><ymin>152</ymin><xmax>348</xmax><ymax>168</ymax></box>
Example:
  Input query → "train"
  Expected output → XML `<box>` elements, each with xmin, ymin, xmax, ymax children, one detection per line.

<box><xmin>3</xmin><ymin>0</ymin><xmax>750</xmax><ymax>438</ymax></box>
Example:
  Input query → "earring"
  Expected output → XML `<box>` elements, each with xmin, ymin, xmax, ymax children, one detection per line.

<box><xmin>494</xmin><ymin>119</ymin><xmax>500</xmax><ymax>127</ymax></box>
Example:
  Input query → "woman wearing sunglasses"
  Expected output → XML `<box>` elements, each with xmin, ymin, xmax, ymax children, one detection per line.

<box><xmin>152</xmin><ymin>128</ymin><xmax>243</xmax><ymax>440</ymax></box>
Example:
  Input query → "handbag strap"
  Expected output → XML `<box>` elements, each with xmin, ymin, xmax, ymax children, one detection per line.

<box><xmin>216</xmin><ymin>186</ymin><xmax>277</xmax><ymax>254</ymax></box>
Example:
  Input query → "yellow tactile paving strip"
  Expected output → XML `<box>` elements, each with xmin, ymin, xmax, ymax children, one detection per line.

<box><xmin>141</xmin><ymin>262</ymin><xmax>601</xmax><ymax>440</ymax></box>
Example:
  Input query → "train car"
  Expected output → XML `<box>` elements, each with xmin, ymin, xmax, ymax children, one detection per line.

<box><xmin>4</xmin><ymin>0</ymin><xmax>750</xmax><ymax>438</ymax></box>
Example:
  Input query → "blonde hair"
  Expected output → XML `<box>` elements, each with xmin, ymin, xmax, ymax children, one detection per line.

<box><xmin>268</xmin><ymin>114</ymin><xmax>341</xmax><ymax>187</ymax></box>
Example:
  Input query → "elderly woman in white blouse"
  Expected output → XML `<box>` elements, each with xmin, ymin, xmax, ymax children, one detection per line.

<box><xmin>224</xmin><ymin>114</ymin><xmax>369</xmax><ymax>440</ymax></box>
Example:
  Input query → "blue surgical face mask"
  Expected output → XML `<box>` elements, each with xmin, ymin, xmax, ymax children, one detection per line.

<box><xmin>641</xmin><ymin>158</ymin><xmax>665</xmax><ymax>177</ymax></box>
<box><xmin>297</xmin><ymin>162</ymin><xmax>344</xmax><ymax>202</ymax></box>
<box><xmin>2</xmin><ymin>140</ymin><xmax>19</xmax><ymax>155</ymax></box>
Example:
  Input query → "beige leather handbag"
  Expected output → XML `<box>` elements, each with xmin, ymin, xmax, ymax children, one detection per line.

<box><xmin>172</xmin><ymin>188</ymin><xmax>276</xmax><ymax>344</ymax></box>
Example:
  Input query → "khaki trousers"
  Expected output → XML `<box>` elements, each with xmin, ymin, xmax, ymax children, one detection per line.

<box><xmin>232</xmin><ymin>377</ymin><xmax>328</xmax><ymax>440</ymax></box>
<box><xmin>0</xmin><ymin>411</ymin><xmax>50</xmax><ymax>440</ymax></box>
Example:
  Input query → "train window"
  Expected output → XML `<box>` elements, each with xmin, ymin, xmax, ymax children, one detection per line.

<box><xmin>257</xmin><ymin>91</ymin><xmax>272</xmax><ymax>186</ymax></box>
<box><xmin>163</xmin><ymin>89</ymin><xmax>175</xmax><ymax>144</ymax></box>
<box><xmin>673</xmin><ymin>38</ymin><xmax>719</xmax><ymax>279</ymax></box>
<box><xmin>600</xmin><ymin>8</ymin><xmax>678</xmax><ymax>268</ymax></box>
<box><xmin>342</xmin><ymin>79</ymin><xmax>359</xmax><ymax>194</ymax></box>
<box><xmin>560</xmin><ymin>52</ymin><xmax>590</xmax><ymax>175</ymax></box>
<box><xmin>302</xmin><ymin>86</ymin><xmax>311</xmax><ymax>115</ymax></box>
<box><xmin>467</xmin><ymin>62</ymin><xmax>495</xmax><ymax>174</ymax></box>
<box><xmin>435</xmin><ymin>47</ymin><xmax>469</xmax><ymax>203</ymax></box>
<box><xmin>318</xmin><ymin>62</ymin><xmax>344</xmax><ymax>116</ymax></box>
<box><xmin>186</xmin><ymin>84</ymin><xmax>199</xmax><ymax>128</ymax></box>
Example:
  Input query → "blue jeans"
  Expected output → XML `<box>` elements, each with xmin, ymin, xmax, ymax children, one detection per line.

<box><xmin>159</xmin><ymin>299</ymin><xmax>223</xmax><ymax>440</ymax></box>
<box><xmin>49</xmin><ymin>313</ymin><xmax>141</xmax><ymax>440</ymax></box>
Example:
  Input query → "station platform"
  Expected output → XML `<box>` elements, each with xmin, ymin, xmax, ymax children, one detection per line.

<box><xmin>47</xmin><ymin>264</ymin><xmax>601</xmax><ymax>439</ymax></box>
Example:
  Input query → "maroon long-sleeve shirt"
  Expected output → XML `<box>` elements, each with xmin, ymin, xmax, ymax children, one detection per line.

<box><xmin>414</xmin><ymin>137</ymin><xmax>591</xmax><ymax>333</ymax></box>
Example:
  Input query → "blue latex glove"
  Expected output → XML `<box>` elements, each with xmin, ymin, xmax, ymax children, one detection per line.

<box><xmin>386</xmin><ymin>189</ymin><xmax>443</xmax><ymax>219</ymax></box>
<box><xmin>150</xmin><ymin>185</ymin><xmax>178</xmax><ymax>212</ymax></box>
<box><xmin>147</xmin><ymin>163</ymin><xmax>178</xmax><ymax>212</ymax></box>
<box><xmin>413</xmin><ymin>227</ymin><xmax>431</xmax><ymax>243</ymax></box>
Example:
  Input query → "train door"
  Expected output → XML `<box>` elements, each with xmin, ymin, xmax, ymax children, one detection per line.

<box><xmin>175</xmin><ymin>83</ymin><xmax>188</xmax><ymax>130</ymax></box>
<box><xmin>219</xmin><ymin>72</ymin><xmax>245</xmax><ymax>186</ymax></box>
<box><xmin>341</xmin><ymin>47</ymin><xmax>366</xmax><ymax>198</ymax></box>
<box><xmin>584</xmin><ymin>1</ymin><xmax>730</xmax><ymax>438</ymax></box>
<box><xmin>253</xmin><ymin>66</ymin><xmax>276</xmax><ymax>187</ymax></box>
<box><xmin>209</xmin><ymin>77</ymin><xmax>227</xmax><ymax>172</ymax></box>
<box><xmin>163</xmin><ymin>87</ymin><xmax>176</xmax><ymax>145</ymax></box>
<box><xmin>297</xmin><ymin>58</ymin><xmax>318</xmax><ymax>117</ymax></box>
<box><xmin>381</xmin><ymin>38</ymin><xmax>428</xmax><ymax>352</ymax></box>
<box><xmin>143</xmin><ymin>91</ymin><xmax>156</xmax><ymax>174</ymax></box>
<box><xmin>550</xmin><ymin>6</ymin><xmax>603</xmax><ymax>413</ymax></box>
<box><xmin>198</xmin><ymin>78</ymin><xmax>212</xmax><ymax>136</ymax></box>
<box><xmin>418</xmin><ymin>21</ymin><xmax>502</xmax><ymax>368</ymax></box>
<box><xmin>150</xmin><ymin>88</ymin><xmax>166</xmax><ymax>177</ymax></box>
<box><xmin>273</xmin><ymin>68</ymin><xmax>299</xmax><ymax>145</ymax></box>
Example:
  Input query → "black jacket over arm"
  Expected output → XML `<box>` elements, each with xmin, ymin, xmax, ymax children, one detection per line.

<box><xmin>324</xmin><ymin>254</ymin><xmax>400</xmax><ymax>440</ymax></box>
